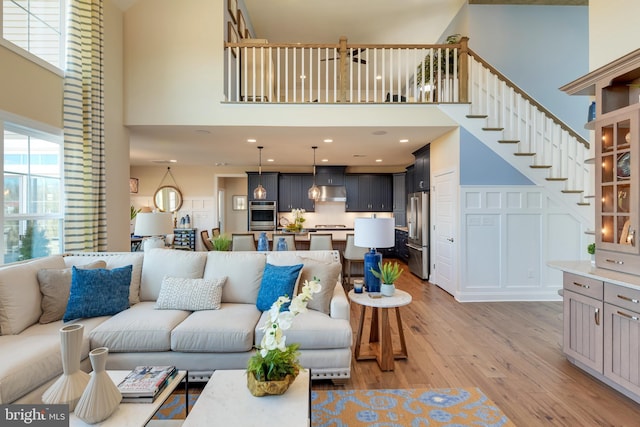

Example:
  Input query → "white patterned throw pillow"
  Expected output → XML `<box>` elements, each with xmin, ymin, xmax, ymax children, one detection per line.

<box><xmin>155</xmin><ymin>276</ymin><xmax>226</xmax><ymax>311</ymax></box>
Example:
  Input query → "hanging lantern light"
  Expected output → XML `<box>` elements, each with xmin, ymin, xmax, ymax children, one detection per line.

<box><xmin>308</xmin><ymin>146</ymin><xmax>320</xmax><ymax>201</ymax></box>
<box><xmin>253</xmin><ymin>146</ymin><xmax>267</xmax><ymax>200</ymax></box>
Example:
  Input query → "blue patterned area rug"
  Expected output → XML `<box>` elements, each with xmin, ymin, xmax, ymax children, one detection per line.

<box><xmin>311</xmin><ymin>388</ymin><xmax>516</xmax><ymax>427</ymax></box>
<box><xmin>155</xmin><ymin>387</ymin><xmax>515</xmax><ymax>426</ymax></box>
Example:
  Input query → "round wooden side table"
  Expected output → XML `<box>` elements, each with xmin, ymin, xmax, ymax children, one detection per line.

<box><xmin>348</xmin><ymin>289</ymin><xmax>412</xmax><ymax>371</ymax></box>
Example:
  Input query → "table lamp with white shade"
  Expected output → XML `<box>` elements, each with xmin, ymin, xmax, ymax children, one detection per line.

<box><xmin>134</xmin><ymin>212</ymin><xmax>173</xmax><ymax>251</ymax></box>
<box><xmin>354</xmin><ymin>216</ymin><xmax>395</xmax><ymax>293</ymax></box>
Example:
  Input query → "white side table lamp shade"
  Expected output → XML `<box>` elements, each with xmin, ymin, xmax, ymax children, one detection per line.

<box><xmin>134</xmin><ymin>212</ymin><xmax>173</xmax><ymax>251</ymax></box>
<box><xmin>354</xmin><ymin>217</ymin><xmax>395</xmax><ymax>293</ymax></box>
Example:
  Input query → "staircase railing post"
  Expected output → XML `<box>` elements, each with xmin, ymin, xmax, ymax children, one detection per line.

<box><xmin>339</xmin><ymin>36</ymin><xmax>348</xmax><ymax>103</ymax></box>
<box><xmin>459</xmin><ymin>37</ymin><xmax>469</xmax><ymax>103</ymax></box>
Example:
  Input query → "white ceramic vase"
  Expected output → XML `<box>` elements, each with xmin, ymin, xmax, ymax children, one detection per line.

<box><xmin>42</xmin><ymin>324</ymin><xmax>91</xmax><ymax>411</ymax></box>
<box><xmin>381</xmin><ymin>283</ymin><xmax>395</xmax><ymax>297</ymax></box>
<box><xmin>75</xmin><ymin>347</ymin><xmax>122</xmax><ymax>424</ymax></box>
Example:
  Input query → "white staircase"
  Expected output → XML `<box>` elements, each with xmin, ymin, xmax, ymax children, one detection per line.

<box><xmin>439</xmin><ymin>53</ymin><xmax>595</xmax><ymax>229</ymax></box>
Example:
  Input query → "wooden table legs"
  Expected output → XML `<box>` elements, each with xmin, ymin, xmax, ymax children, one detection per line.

<box><xmin>354</xmin><ymin>305</ymin><xmax>408</xmax><ymax>371</ymax></box>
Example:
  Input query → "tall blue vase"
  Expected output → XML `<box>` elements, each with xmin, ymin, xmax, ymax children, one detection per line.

<box><xmin>363</xmin><ymin>249</ymin><xmax>382</xmax><ymax>293</ymax></box>
<box><xmin>257</xmin><ymin>232</ymin><xmax>269</xmax><ymax>251</ymax></box>
<box><xmin>276</xmin><ymin>237</ymin><xmax>288</xmax><ymax>251</ymax></box>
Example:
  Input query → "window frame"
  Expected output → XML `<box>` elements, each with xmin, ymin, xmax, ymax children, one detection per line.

<box><xmin>1</xmin><ymin>0</ymin><xmax>66</xmax><ymax>76</ymax></box>
<box><xmin>1</xmin><ymin>113</ymin><xmax>64</xmax><ymax>265</ymax></box>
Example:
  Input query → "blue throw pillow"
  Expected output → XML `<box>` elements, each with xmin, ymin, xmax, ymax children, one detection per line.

<box><xmin>63</xmin><ymin>265</ymin><xmax>132</xmax><ymax>321</ymax></box>
<box><xmin>256</xmin><ymin>263</ymin><xmax>304</xmax><ymax>311</ymax></box>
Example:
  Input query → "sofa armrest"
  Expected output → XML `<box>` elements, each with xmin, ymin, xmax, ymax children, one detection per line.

<box><xmin>329</xmin><ymin>282</ymin><xmax>349</xmax><ymax>321</ymax></box>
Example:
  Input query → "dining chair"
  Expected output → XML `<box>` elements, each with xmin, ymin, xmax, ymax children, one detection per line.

<box><xmin>231</xmin><ymin>233</ymin><xmax>257</xmax><ymax>251</ymax></box>
<box><xmin>273</xmin><ymin>234</ymin><xmax>296</xmax><ymax>251</ymax></box>
<box><xmin>309</xmin><ymin>233</ymin><xmax>333</xmax><ymax>251</ymax></box>
<box><xmin>342</xmin><ymin>233</ymin><xmax>368</xmax><ymax>287</ymax></box>
<box><xmin>201</xmin><ymin>229</ymin><xmax>214</xmax><ymax>251</ymax></box>
<box><xmin>211</xmin><ymin>227</ymin><xmax>221</xmax><ymax>238</ymax></box>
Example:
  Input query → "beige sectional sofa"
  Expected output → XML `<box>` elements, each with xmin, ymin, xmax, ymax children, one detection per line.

<box><xmin>0</xmin><ymin>249</ymin><xmax>352</xmax><ymax>404</ymax></box>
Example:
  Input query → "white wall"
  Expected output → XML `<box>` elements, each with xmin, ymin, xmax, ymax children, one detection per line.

<box><xmin>104</xmin><ymin>0</ymin><xmax>131</xmax><ymax>251</ymax></box>
<box><xmin>459</xmin><ymin>186</ymin><xmax>587</xmax><ymax>302</ymax></box>
<box><xmin>589</xmin><ymin>0</ymin><xmax>640</xmax><ymax>70</ymax></box>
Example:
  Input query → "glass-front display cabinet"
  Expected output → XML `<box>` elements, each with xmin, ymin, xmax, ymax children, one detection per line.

<box><xmin>596</xmin><ymin>109</ymin><xmax>640</xmax><ymax>273</ymax></box>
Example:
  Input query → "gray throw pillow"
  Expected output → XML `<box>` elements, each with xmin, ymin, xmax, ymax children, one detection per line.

<box><xmin>299</xmin><ymin>259</ymin><xmax>341</xmax><ymax>315</ymax></box>
<box><xmin>37</xmin><ymin>260</ymin><xmax>107</xmax><ymax>324</ymax></box>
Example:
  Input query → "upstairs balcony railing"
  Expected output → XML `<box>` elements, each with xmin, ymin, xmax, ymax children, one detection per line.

<box><xmin>225</xmin><ymin>37</ymin><xmax>469</xmax><ymax>104</ymax></box>
<box><xmin>224</xmin><ymin>37</ymin><xmax>592</xmax><ymax>206</ymax></box>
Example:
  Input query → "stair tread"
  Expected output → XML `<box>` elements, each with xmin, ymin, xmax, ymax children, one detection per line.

<box><xmin>498</xmin><ymin>140</ymin><xmax>520</xmax><ymax>144</ymax></box>
<box><xmin>514</xmin><ymin>153</ymin><xmax>536</xmax><ymax>156</ymax></box>
<box><xmin>482</xmin><ymin>127</ymin><xmax>504</xmax><ymax>131</ymax></box>
<box><xmin>577</xmin><ymin>202</ymin><xmax>591</xmax><ymax>206</ymax></box>
<box><xmin>530</xmin><ymin>165</ymin><xmax>552</xmax><ymax>168</ymax></box>
<box><xmin>561</xmin><ymin>190</ymin><xmax>584</xmax><ymax>194</ymax></box>
<box><xmin>466</xmin><ymin>114</ymin><xmax>488</xmax><ymax>119</ymax></box>
<box><xmin>546</xmin><ymin>177</ymin><xmax>568</xmax><ymax>181</ymax></box>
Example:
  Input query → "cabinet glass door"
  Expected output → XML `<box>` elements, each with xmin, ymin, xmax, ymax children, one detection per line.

<box><xmin>598</xmin><ymin>114</ymin><xmax>637</xmax><ymax>252</ymax></box>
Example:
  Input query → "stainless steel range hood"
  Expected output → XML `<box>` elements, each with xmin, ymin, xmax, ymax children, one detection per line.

<box><xmin>317</xmin><ymin>185</ymin><xmax>347</xmax><ymax>202</ymax></box>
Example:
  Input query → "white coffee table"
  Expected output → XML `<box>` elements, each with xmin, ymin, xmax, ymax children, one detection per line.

<box><xmin>349</xmin><ymin>289</ymin><xmax>412</xmax><ymax>371</ymax></box>
<box><xmin>70</xmin><ymin>370</ymin><xmax>187</xmax><ymax>427</ymax></box>
<box><xmin>183</xmin><ymin>369</ymin><xmax>310</xmax><ymax>427</ymax></box>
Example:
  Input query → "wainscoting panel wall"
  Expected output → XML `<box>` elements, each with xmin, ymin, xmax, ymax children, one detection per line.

<box><xmin>459</xmin><ymin>186</ymin><xmax>588</xmax><ymax>302</ymax></box>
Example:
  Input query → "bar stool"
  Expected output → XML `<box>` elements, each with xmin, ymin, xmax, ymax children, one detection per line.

<box><xmin>309</xmin><ymin>233</ymin><xmax>333</xmax><ymax>250</ymax></box>
<box><xmin>231</xmin><ymin>233</ymin><xmax>257</xmax><ymax>251</ymax></box>
<box><xmin>343</xmin><ymin>233</ymin><xmax>368</xmax><ymax>287</ymax></box>
<box><xmin>273</xmin><ymin>234</ymin><xmax>296</xmax><ymax>250</ymax></box>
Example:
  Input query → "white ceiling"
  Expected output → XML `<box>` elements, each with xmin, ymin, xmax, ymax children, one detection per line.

<box><xmin>121</xmin><ymin>0</ymin><xmax>582</xmax><ymax>169</ymax></box>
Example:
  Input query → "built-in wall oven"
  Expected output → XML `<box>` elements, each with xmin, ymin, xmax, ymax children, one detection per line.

<box><xmin>249</xmin><ymin>200</ymin><xmax>277</xmax><ymax>231</ymax></box>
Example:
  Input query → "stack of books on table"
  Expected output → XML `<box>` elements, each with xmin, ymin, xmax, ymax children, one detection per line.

<box><xmin>117</xmin><ymin>365</ymin><xmax>177</xmax><ymax>403</ymax></box>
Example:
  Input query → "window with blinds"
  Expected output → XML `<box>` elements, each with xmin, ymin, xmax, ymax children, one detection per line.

<box><xmin>2</xmin><ymin>0</ymin><xmax>65</xmax><ymax>69</ymax></box>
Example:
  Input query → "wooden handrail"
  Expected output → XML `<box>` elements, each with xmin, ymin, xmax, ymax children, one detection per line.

<box><xmin>468</xmin><ymin>48</ymin><xmax>589</xmax><ymax>149</ymax></box>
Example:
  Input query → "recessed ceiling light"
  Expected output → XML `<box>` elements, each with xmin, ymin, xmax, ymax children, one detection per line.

<box><xmin>247</xmin><ymin>138</ymin><xmax>257</xmax><ymax>143</ymax></box>
<box><xmin>169</xmin><ymin>160</ymin><xmax>177</xmax><ymax>163</ymax></box>
<box><xmin>376</xmin><ymin>75</ymin><xmax>382</xmax><ymax>80</ymax></box>
<box><xmin>372</xmin><ymin>130</ymin><xmax>387</xmax><ymax>136</ymax></box>
<box><xmin>323</xmin><ymin>139</ymin><xmax>333</xmax><ymax>143</ymax></box>
<box><xmin>375</xmin><ymin>159</ymin><xmax>382</xmax><ymax>163</ymax></box>
<box><xmin>399</xmin><ymin>139</ymin><xmax>409</xmax><ymax>143</ymax></box>
<box><xmin>300</xmin><ymin>75</ymin><xmax>306</xmax><ymax>79</ymax></box>
<box><xmin>267</xmin><ymin>158</ymin><xmax>274</xmax><ymax>162</ymax></box>
<box><xmin>321</xmin><ymin>158</ymin><xmax>328</xmax><ymax>162</ymax></box>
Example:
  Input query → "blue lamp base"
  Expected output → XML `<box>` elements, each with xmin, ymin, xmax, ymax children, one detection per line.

<box><xmin>363</xmin><ymin>248</ymin><xmax>382</xmax><ymax>293</ymax></box>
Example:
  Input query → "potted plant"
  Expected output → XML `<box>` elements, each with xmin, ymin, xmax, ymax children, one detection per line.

<box><xmin>130</xmin><ymin>206</ymin><xmax>140</xmax><ymax>235</ymax></box>
<box><xmin>587</xmin><ymin>243</ymin><xmax>596</xmax><ymax>265</ymax></box>
<box><xmin>415</xmin><ymin>34</ymin><xmax>461</xmax><ymax>101</ymax></box>
<box><xmin>246</xmin><ymin>278</ymin><xmax>320</xmax><ymax>396</ymax></box>
<box><xmin>370</xmin><ymin>260</ymin><xmax>404</xmax><ymax>296</ymax></box>
<box><xmin>212</xmin><ymin>234</ymin><xmax>232</xmax><ymax>251</ymax></box>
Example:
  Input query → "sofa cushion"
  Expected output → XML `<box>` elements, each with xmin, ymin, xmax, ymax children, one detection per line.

<box><xmin>0</xmin><ymin>255</ymin><xmax>65</xmax><ymax>335</ymax></box>
<box><xmin>63</xmin><ymin>265</ymin><xmax>132</xmax><ymax>322</ymax></box>
<box><xmin>140</xmin><ymin>249</ymin><xmax>207</xmax><ymax>301</ymax></box>
<box><xmin>204</xmin><ymin>252</ymin><xmax>266</xmax><ymax>304</ymax></box>
<box><xmin>266</xmin><ymin>253</ymin><xmax>342</xmax><ymax>314</ymax></box>
<box><xmin>155</xmin><ymin>276</ymin><xmax>226</xmax><ymax>311</ymax></box>
<box><xmin>64</xmin><ymin>252</ymin><xmax>145</xmax><ymax>305</ymax></box>
<box><xmin>255</xmin><ymin>309</ymin><xmax>352</xmax><ymax>350</ymax></box>
<box><xmin>89</xmin><ymin>302</ymin><xmax>190</xmax><ymax>352</ymax></box>
<box><xmin>256</xmin><ymin>263</ymin><xmax>303</xmax><ymax>311</ymax></box>
<box><xmin>299</xmin><ymin>259</ymin><xmax>342</xmax><ymax>314</ymax></box>
<box><xmin>37</xmin><ymin>260</ymin><xmax>107</xmax><ymax>324</ymax></box>
<box><xmin>171</xmin><ymin>303</ymin><xmax>262</xmax><ymax>352</ymax></box>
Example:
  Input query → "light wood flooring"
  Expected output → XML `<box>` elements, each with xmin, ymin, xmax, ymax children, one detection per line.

<box><xmin>313</xmin><ymin>260</ymin><xmax>640</xmax><ymax>427</ymax></box>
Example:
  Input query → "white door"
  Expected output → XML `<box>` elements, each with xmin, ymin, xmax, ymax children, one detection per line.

<box><xmin>433</xmin><ymin>170</ymin><xmax>457</xmax><ymax>297</ymax></box>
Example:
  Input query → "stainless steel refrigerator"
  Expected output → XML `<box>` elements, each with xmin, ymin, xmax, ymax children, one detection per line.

<box><xmin>406</xmin><ymin>191</ymin><xmax>429</xmax><ymax>280</ymax></box>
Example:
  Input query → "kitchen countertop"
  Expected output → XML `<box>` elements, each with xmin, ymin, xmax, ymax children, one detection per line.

<box><xmin>548</xmin><ymin>260</ymin><xmax>640</xmax><ymax>290</ymax></box>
